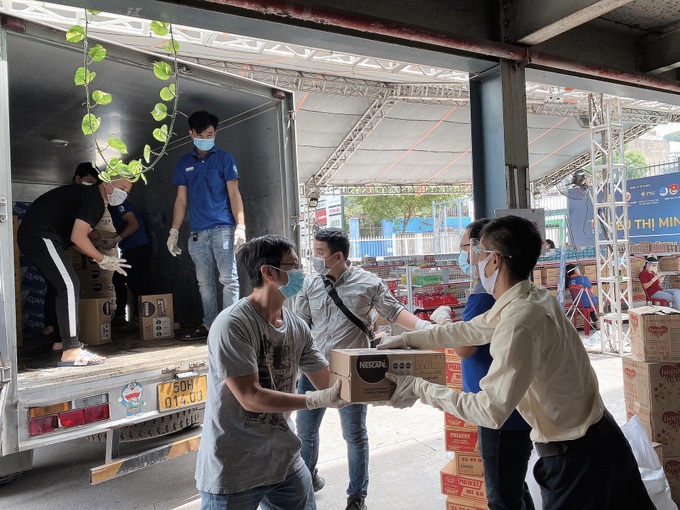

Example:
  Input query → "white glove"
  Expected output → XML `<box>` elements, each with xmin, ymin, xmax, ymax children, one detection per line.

<box><xmin>384</xmin><ymin>372</ymin><xmax>421</xmax><ymax>409</ymax></box>
<box><xmin>167</xmin><ymin>228</ymin><xmax>182</xmax><ymax>256</ymax></box>
<box><xmin>376</xmin><ymin>334</ymin><xmax>408</xmax><ymax>350</ymax></box>
<box><xmin>305</xmin><ymin>380</ymin><xmax>347</xmax><ymax>410</ymax></box>
<box><xmin>430</xmin><ymin>306</ymin><xmax>453</xmax><ymax>325</ymax></box>
<box><xmin>98</xmin><ymin>255</ymin><xmax>131</xmax><ymax>276</ymax></box>
<box><xmin>415</xmin><ymin>319</ymin><xmax>435</xmax><ymax>330</ymax></box>
<box><xmin>234</xmin><ymin>224</ymin><xmax>246</xmax><ymax>251</ymax></box>
<box><xmin>101</xmin><ymin>235</ymin><xmax>121</xmax><ymax>250</ymax></box>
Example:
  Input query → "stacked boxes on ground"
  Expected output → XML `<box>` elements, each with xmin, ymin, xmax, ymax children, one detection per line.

<box><xmin>623</xmin><ymin>305</ymin><xmax>680</xmax><ymax>502</ymax></box>
<box><xmin>441</xmin><ymin>348</ymin><xmax>488</xmax><ymax>509</ymax></box>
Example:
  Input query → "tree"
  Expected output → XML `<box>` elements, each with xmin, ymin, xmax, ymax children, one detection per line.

<box><xmin>345</xmin><ymin>194</ymin><xmax>453</xmax><ymax>234</ymax></box>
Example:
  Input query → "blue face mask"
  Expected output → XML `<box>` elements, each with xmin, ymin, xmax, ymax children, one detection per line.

<box><xmin>458</xmin><ymin>250</ymin><xmax>471</xmax><ymax>276</ymax></box>
<box><xmin>193</xmin><ymin>138</ymin><xmax>215</xmax><ymax>151</ymax></box>
<box><xmin>273</xmin><ymin>268</ymin><xmax>305</xmax><ymax>299</ymax></box>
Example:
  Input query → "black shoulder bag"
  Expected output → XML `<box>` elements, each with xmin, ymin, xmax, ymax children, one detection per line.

<box><xmin>322</xmin><ymin>277</ymin><xmax>374</xmax><ymax>341</ymax></box>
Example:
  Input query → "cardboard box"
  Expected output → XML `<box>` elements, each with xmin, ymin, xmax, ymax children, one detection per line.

<box><xmin>445</xmin><ymin>495</ymin><xmax>489</xmax><ymax>510</ymax></box>
<box><xmin>440</xmin><ymin>461</ymin><xmax>486</xmax><ymax>503</ymax></box>
<box><xmin>328</xmin><ymin>348</ymin><xmax>446</xmax><ymax>403</ymax></box>
<box><xmin>670</xmin><ymin>276</ymin><xmax>680</xmax><ymax>289</ymax></box>
<box><xmin>582</xmin><ymin>264</ymin><xmax>597</xmax><ymax>280</ymax></box>
<box><xmin>444</xmin><ymin>426</ymin><xmax>479</xmax><ymax>453</ymax></box>
<box><xmin>79</xmin><ymin>298</ymin><xmax>114</xmax><ymax>345</ymax></box>
<box><xmin>80</xmin><ymin>281</ymin><xmax>116</xmax><ymax>299</ymax></box>
<box><xmin>96</xmin><ymin>209</ymin><xmax>117</xmax><ymax>233</ymax></box>
<box><xmin>445</xmin><ymin>413</ymin><xmax>478</xmax><ymax>432</ymax></box>
<box><xmin>631</xmin><ymin>280</ymin><xmax>646</xmax><ymax>301</ymax></box>
<box><xmin>532</xmin><ymin>269</ymin><xmax>542</xmax><ymax>286</ymax></box>
<box><xmin>663</xmin><ymin>456</ymin><xmax>680</xmax><ymax>504</ymax></box>
<box><xmin>446</xmin><ymin>360</ymin><xmax>463</xmax><ymax>390</ymax></box>
<box><xmin>628</xmin><ymin>306</ymin><xmax>680</xmax><ymax>362</ymax></box>
<box><xmin>447</xmin><ymin>452</ymin><xmax>484</xmax><ymax>477</ymax></box>
<box><xmin>631</xmin><ymin>257</ymin><xmax>647</xmax><ymax>276</ymax></box>
<box><xmin>76</xmin><ymin>268</ymin><xmax>114</xmax><ymax>285</ymax></box>
<box><xmin>659</xmin><ymin>257</ymin><xmax>680</xmax><ymax>272</ymax></box>
<box><xmin>444</xmin><ymin>348</ymin><xmax>461</xmax><ymax>362</ymax></box>
<box><xmin>622</xmin><ymin>355</ymin><xmax>680</xmax><ymax>410</ymax></box>
<box><xmin>139</xmin><ymin>294</ymin><xmax>174</xmax><ymax>340</ymax></box>
<box><xmin>541</xmin><ymin>267</ymin><xmax>559</xmax><ymax>286</ymax></box>
<box><xmin>627</xmin><ymin>406</ymin><xmax>680</xmax><ymax>457</ymax></box>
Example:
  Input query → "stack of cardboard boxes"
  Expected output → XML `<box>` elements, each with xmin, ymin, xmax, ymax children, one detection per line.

<box><xmin>441</xmin><ymin>349</ymin><xmax>488</xmax><ymax>510</ymax></box>
<box><xmin>624</xmin><ymin>306</ymin><xmax>680</xmax><ymax>502</ymax></box>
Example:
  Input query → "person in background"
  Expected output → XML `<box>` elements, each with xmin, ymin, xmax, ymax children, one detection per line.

<box><xmin>430</xmin><ymin>218</ymin><xmax>534</xmax><ymax>510</ymax></box>
<box><xmin>168</xmin><ymin>110</ymin><xmax>246</xmax><ymax>340</ymax></box>
<box><xmin>565</xmin><ymin>263</ymin><xmax>600</xmax><ymax>330</ymax></box>
<box><xmin>295</xmin><ymin>227</ymin><xmax>434</xmax><ymax>510</ymax></box>
<box><xmin>639</xmin><ymin>257</ymin><xmax>680</xmax><ymax>308</ymax></box>
<box><xmin>17</xmin><ymin>167</ymin><xmax>132</xmax><ymax>366</ymax></box>
<box><xmin>379</xmin><ymin>215</ymin><xmax>654</xmax><ymax>510</ymax></box>
<box><xmin>103</xmin><ymin>197</ymin><xmax>151</xmax><ymax>328</ymax></box>
<box><xmin>195</xmin><ymin>235</ymin><xmax>345</xmax><ymax>510</ymax></box>
<box><xmin>545</xmin><ymin>239</ymin><xmax>556</xmax><ymax>252</ymax></box>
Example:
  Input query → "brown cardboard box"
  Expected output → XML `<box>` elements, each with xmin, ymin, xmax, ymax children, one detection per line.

<box><xmin>447</xmin><ymin>452</ymin><xmax>484</xmax><ymax>477</ymax></box>
<box><xmin>444</xmin><ymin>426</ymin><xmax>480</xmax><ymax>453</ymax></box>
<box><xmin>79</xmin><ymin>298</ymin><xmax>115</xmax><ymax>345</ymax></box>
<box><xmin>623</xmin><ymin>355</ymin><xmax>680</xmax><ymax>410</ymax></box>
<box><xmin>532</xmin><ymin>269</ymin><xmax>542</xmax><ymax>286</ymax></box>
<box><xmin>631</xmin><ymin>257</ymin><xmax>647</xmax><ymax>276</ymax></box>
<box><xmin>328</xmin><ymin>348</ymin><xmax>446</xmax><ymax>403</ymax></box>
<box><xmin>440</xmin><ymin>461</ymin><xmax>487</xmax><ymax>503</ymax></box>
<box><xmin>670</xmin><ymin>276</ymin><xmax>680</xmax><ymax>289</ymax></box>
<box><xmin>446</xmin><ymin>360</ymin><xmax>463</xmax><ymax>390</ymax></box>
<box><xmin>659</xmin><ymin>256</ymin><xmax>680</xmax><ymax>272</ymax></box>
<box><xmin>96</xmin><ymin>208</ymin><xmax>117</xmax><ymax>233</ymax></box>
<box><xmin>631</xmin><ymin>280</ymin><xmax>646</xmax><ymax>301</ymax></box>
<box><xmin>628</xmin><ymin>306</ymin><xmax>680</xmax><ymax>362</ymax></box>
<box><xmin>663</xmin><ymin>456</ymin><xmax>680</xmax><ymax>503</ymax></box>
<box><xmin>80</xmin><ymin>281</ymin><xmax>116</xmax><ymax>299</ymax></box>
<box><xmin>76</xmin><ymin>268</ymin><xmax>114</xmax><ymax>285</ymax></box>
<box><xmin>445</xmin><ymin>413</ymin><xmax>478</xmax><ymax>431</ymax></box>
<box><xmin>139</xmin><ymin>294</ymin><xmax>174</xmax><ymax>340</ymax></box>
<box><xmin>627</xmin><ymin>405</ymin><xmax>680</xmax><ymax>457</ymax></box>
<box><xmin>582</xmin><ymin>264</ymin><xmax>597</xmax><ymax>280</ymax></box>
<box><xmin>541</xmin><ymin>267</ymin><xmax>559</xmax><ymax>286</ymax></box>
<box><xmin>445</xmin><ymin>496</ymin><xmax>489</xmax><ymax>510</ymax></box>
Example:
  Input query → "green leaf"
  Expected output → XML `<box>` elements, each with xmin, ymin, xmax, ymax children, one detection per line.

<box><xmin>159</xmin><ymin>84</ymin><xmax>176</xmax><ymax>101</ymax></box>
<box><xmin>74</xmin><ymin>67</ymin><xmax>96</xmax><ymax>86</ymax></box>
<box><xmin>107</xmin><ymin>157</ymin><xmax>121</xmax><ymax>170</ymax></box>
<box><xmin>128</xmin><ymin>159</ymin><xmax>144</xmax><ymax>177</ymax></box>
<box><xmin>107</xmin><ymin>137</ymin><xmax>128</xmax><ymax>155</ymax></box>
<box><xmin>87</xmin><ymin>10</ymin><xmax>101</xmax><ymax>16</ymax></box>
<box><xmin>89</xmin><ymin>44</ymin><xmax>107</xmax><ymax>62</ymax></box>
<box><xmin>150</xmin><ymin>21</ymin><xmax>169</xmax><ymax>36</ymax></box>
<box><xmin>143</xmin><ymin>144</ymin><xmax>152</xmax><ymax>163</ymax></box>
<box><xmin>153</xmin><ymin>124</ymin><xmax>169</xmax><ymax>142</ymax></box>
<box><xmin>150</xmin><ymin>103</ymin><xmax>168</xmax><ymax>121</ymax></box>
<box><xmin>92</xmin><ymin>90</ymin><xmax>112</xmax><ymax>105</ymax></box>
<box><xmin>140</xmin><ymin>173</ymin><xmax>148</xmax><ymax>184</ymax></box>
<box><xmin>66</xmin><ymin>25</ymin><xmax>85</xmax><ymax>43</ymax></box>
<box><xmin>161</xmin><ymin>40</ymin><xmax>180</xmax><ymax>54</ymax></box>
<box><xmin>81</xmin><ymin>114</ymin><xmax>101</xmax><ymax>135</ymax></box>
<box><xmin>153</xmin><ymin>61</ymin><xmax>173</xmax><ymax>81</ymax></box>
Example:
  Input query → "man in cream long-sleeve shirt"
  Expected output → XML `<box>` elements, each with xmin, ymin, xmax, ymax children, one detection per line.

<box><xmin>379</xmin><ymin>215</ymin><xmax>654</xmax><ymax>510</ymax></box>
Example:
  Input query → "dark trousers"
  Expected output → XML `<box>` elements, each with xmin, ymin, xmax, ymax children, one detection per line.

<box><xmin>533</xmin><ymin>410</ymin><xmax>655</xmax><ymax>510</ymax></box>
<box><xmin>112</xmin><ymin>243</ymin><xmax>151</xmax><ymax>318</ymax></box>
<box><xmin>17</xmin><ymin>236</ymin><xmax>82</xmax><ymax>350</ymax></box>
<box><xmin>479</xmin><ymin>426</ymin><xmax>535</xmax><ymax>510</ymax></box>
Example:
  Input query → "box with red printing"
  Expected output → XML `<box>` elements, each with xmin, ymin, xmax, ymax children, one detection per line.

<box><xmin>627</xmin><ymin>406</ymin><xmax>680</xmax><ymax>457</ymax></box>
<box><xmin>663</xmin><ymin>456</ymin><xmax>680</xmax><ymax>503</ymax></box>
<box><xmin>449</xmin><ymin>452</ymin><xmax>484</xmax><ymax>477</ymax></box>
<box><xmin>628</xmin><ymin>306</ymin><xmax>680</xmax><ymax>362</ymax></box>
<box><xmin>446</xmin><ymin>360</ymin><xmax>463</xmax><ymax>389</ymax></box>
<box><xmin>445</xmin><ymin>413</ymin><xmax>478</xmax><ymax>432</ymax></box>
<box><xmin>446</xmin><ymin>496</ymin><xmax>489</xmax><ymax>510</ymax></box>
<box><xmin>441</xmin><ymin>461</ymin><xmax>487</xmax><ymax>503</ymax></box>
<box><xmin>445</xmin><ymin>426</ymin><xmax>479</xmax><ymax>453</ymax></box>
<box><xmin>623</xmin><ymin>355</ymin><xmax>680</xmax><ymax>410</ymax></box>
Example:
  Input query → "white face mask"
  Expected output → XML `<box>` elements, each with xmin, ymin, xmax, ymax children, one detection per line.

<box><xmin>312</xmin><ymin>253</ymin><xmax>338</xmax><ymax>276</ymax></box>
<box><xmin>478</xmin><ymin>254</ymin><xmax>499</xmax><ymax>295</ymax></box>
<box><xmin>107</xmin><ymin>186</ymin><xmax>128</xmax><ymax>206</ymax></box>
<box><xmin>81</xmin><ymin>181</ymin><xmax>95</xmax><ymax>186</ymax></box>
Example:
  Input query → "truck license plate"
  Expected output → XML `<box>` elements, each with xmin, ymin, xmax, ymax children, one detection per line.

<box><xmin>158</xmin><ymin>376</ymin><xmax>207</xmax><ymax>412</ymax></box>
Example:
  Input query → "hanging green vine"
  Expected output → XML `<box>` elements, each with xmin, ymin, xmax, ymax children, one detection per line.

<box><xmin>66</xmin><ymin>10</ymin><xmax>181</xmax><ymax>183</ymax></box>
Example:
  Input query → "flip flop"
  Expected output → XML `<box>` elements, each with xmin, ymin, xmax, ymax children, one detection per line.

<box><xmin>57</xmin><ymin>350</ymin><xmax>106</xmax><ymax>367</ymax></box>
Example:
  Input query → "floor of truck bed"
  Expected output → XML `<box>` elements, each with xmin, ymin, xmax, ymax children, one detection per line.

<box><xmin>16</xmin><ymin>326</ymin><xmax>208</xmax><ymax>388</ymax></box>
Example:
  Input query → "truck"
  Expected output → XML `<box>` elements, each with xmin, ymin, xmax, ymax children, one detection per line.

<box><xmin>0</xmin><ymin>17</ymin><xmax>299</xmax><ymax>483</ymax></box>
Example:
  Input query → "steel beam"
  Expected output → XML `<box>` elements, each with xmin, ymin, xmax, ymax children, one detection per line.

<box><xmin>639</xmin><ymin>23</ymin><xmax>680</xmax><ymax>75</ymax></box>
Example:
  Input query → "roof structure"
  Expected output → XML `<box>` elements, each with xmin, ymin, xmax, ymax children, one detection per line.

<box><xmin>2</xmin><ymin>0</ymin><xmax>680</xmax><ymax>194</ymax></box>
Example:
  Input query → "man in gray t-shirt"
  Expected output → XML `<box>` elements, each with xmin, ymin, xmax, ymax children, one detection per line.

<box><xmin>195</xmin><ymin>235</ymin><xmax>346</xmax><ymax>510</ymax></box>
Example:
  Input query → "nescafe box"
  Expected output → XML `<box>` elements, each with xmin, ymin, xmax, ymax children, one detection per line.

<box><xmin>328</xmin><ymin>348</ymin><xmax>446</xmax><ymax>403</ymax></box>
<box><xmin>79</xmin><ymin>298</ymin><xmax>115</xmax><ymax>345</ymax></box>
<box><xmin>138</xmin><ymin>294</ymin><xmax>174</xmax><ymax>340</ymax></box>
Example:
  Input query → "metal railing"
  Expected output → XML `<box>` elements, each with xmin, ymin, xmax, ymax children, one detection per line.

<box><xmin>350</xmin><ymin>232</ymin><xmax>462</xmax><ymax>260</ymax></box>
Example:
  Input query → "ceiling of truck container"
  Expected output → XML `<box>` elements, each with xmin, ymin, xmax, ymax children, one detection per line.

<box><xmin>2</xmin><ymin>0</ymin><xmax>680</xmax><ymax>193</ymax></box>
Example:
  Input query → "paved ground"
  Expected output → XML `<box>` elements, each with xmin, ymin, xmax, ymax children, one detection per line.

<box><xmin>1</xmin><ymin>343</ymin><xmax>633</xmax><ymax>510</ymax></box>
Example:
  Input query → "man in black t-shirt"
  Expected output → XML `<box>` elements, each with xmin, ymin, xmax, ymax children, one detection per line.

<box><xmin>18</xmin><ymin>171</ymin><xmax>133</xmax><ymax>366</ymax></box>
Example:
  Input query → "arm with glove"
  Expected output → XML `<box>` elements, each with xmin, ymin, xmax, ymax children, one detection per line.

<box><xmin>167</xmin><ymin>186</ymin><xmax>187</xmax><ymax>257</ymax></box>
<box><xmin>101</xmin><ymin>210</ymin><xmax>139</xmax><ymax>250</ymax></box>
<box><xmin>227</xmin><ymin>179</ymin><xmax>246</xmax><ymax>251</ymax></box>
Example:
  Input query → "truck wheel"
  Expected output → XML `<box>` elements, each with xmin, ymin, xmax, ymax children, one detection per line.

<box><xmin>87</xmin><ymin>405</ymin><xmax>204</xmax><ymax>442</ymax></box>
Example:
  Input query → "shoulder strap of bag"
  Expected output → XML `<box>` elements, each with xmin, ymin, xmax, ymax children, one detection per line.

<box><xmin>322</xmin><ymin>277</ymin><xmax>374</xmax><ymax>340</ymax></box>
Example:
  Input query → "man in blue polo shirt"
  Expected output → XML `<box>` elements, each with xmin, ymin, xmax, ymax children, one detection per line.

<box><xmin>168</xmin><ymin>111</ymin><xmax>246</xmax><ymax>340</ymax></box>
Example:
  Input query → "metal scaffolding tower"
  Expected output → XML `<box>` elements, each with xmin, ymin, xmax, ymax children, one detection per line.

<box><xmin>590</xmin><ymin>94</ymin><xmax>632</xmax><ymax>355</ymax></box>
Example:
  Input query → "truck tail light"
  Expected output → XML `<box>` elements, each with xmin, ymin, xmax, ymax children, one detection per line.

<box><xmin>28</xmin><ymin>394</ymin><xmax>109</xmax><ymax>436</ymax></box>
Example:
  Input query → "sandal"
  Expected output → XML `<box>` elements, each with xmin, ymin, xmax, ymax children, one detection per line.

<box><xmin>183</xmin><ymin>324</ymin><xmax>209</xmax><ymax>341</ymax></box>
<box><xmin>57</xmin><ymin>350</ymin><xmax>106</xmax><ymax>367</ymax></box>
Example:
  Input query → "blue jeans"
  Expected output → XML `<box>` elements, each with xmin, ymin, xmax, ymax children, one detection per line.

<box><xmin>296</xmin><ymin>374</ymin><xmax>369</xmax><ymax>498</ymax></box>
<box><xmin>188</xmin><ymin>226</ymin><xmax>239</xmax><ymax>327</ymax></box>
<box><xmin>478</xmin><ymin>426</ymin><xmax>534</xmax><ymax>510</ymax></box>
<box><xmin>199</xmin><ymin>465</ymin><xmax>315</xmax><ymax>510</ymax></box>
<box><xmin>651</xmin><ymin>288</ymin><xmax>680</xmax><ymax>307</ymax></box>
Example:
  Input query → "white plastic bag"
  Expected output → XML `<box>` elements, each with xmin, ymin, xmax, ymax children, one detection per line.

<box><xmin>621</xmin><ymin>415</ymin><xmax>678</xmax><ymax>510</ymax></box>
<box><xmin>525</xmin><ymin>447</ymin><xmax>543</xmax><ymax>509</ymax></box>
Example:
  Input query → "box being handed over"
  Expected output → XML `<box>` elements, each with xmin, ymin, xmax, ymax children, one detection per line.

<box><xmin>328</xmin><ymin>348</ymin><xmax>446</xmax><ymax>403</ymax></box>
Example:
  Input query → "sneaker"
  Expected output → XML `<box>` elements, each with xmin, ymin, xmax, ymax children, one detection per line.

<box><xmin>311</xmin><ymin>469</ymin><xmax>325</xmax><ymax>492</ymax></box>
<box><xmin>346</xmin><ymin>495</ymin><xmax>367</xmax><ymax>510</ymax></box>
<box><xmin>183</xmin><ymin>324</ymin><xmax>209</xmax><ymax>341</ymax></box>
